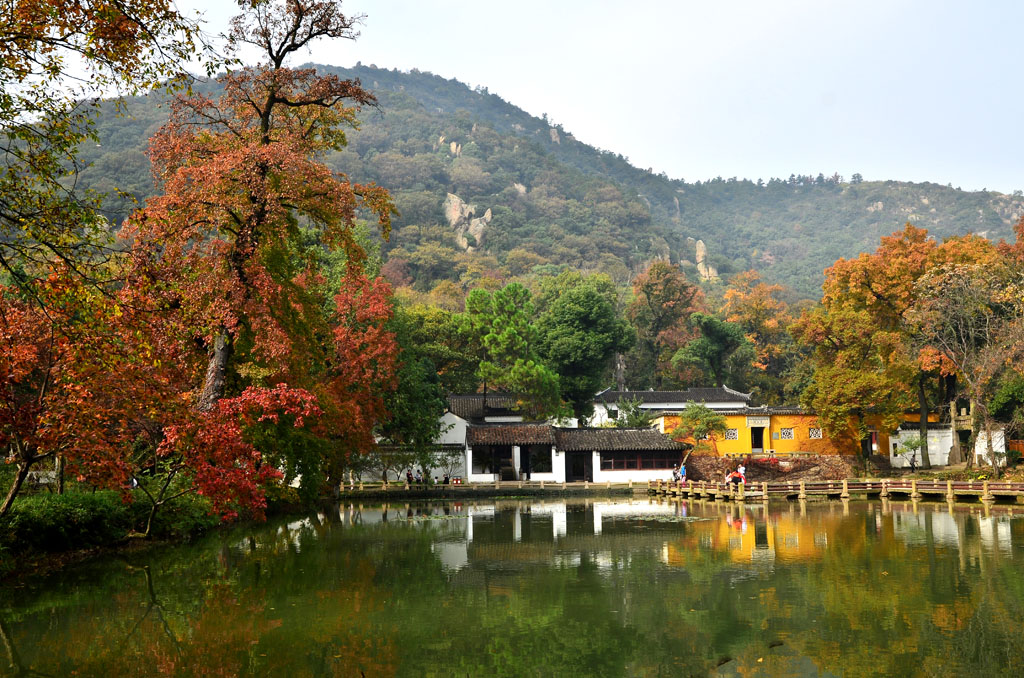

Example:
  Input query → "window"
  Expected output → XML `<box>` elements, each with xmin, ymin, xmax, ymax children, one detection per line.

<box><xmin>529</xmin><ymin>446</ymin><xmax>552</xmax><ymax>473</ymax></box>
<box><xmin>471</xmin><ymin>448</ymin><xmax>492</xmax><ymax>474</ymax></box>
<box><xmin>808</xmin><ymin>428</ymin><xmax>823</xmax><ymax>439</ymax></box>
<box><xmin>607</xmin><ymin>408</ymin><xmax>618</xmax><ymax>419</ymax></box>
<box><xmin>725</xmin><ymin>428</ymin><xmax>739</xmax><ymax>440</ymax></box>
<box><xmin>599</xmin><ymin>451</ymin><xmax>678</xmax><ymax>470</ymax></box>
<box><xmin>780</xmin><ymin>428</ymin><xmax>794</xmax><ymax>440</ymax></box>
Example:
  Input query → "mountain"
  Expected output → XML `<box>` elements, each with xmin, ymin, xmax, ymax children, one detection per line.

<box><xmin>76</xmin><ymin>64</ymin><xmax>1024</xmax><ymax>298</ymax></box>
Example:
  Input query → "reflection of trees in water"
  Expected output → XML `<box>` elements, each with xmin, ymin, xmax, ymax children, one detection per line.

<box><xmin>6</xmin><ymin>501</ymin><xmax>1024</xmax><ymax>676</ymax></box>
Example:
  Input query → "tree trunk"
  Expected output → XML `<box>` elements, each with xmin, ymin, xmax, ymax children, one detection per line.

<box><xmin>918</xmin><ymin>376</ymin><xmax>932</xmax><ymax>469</ymax></box>
<box><xmin>948</xmin><ymin>400</ymin><xmax>962</xmax><ymax>465</ymax></box>
<box><xmin>0</xmin><ymin>462</ymin><xmax>31</xmax><ymax>518</ymax></box>
<box><xmin>983</xmin><ymin>411</ymin><xmax>1000</xmax><ymax>478</ymax></box>
<box><xmin>55</xmin><ymin>453</ymin><xmax>65</xmax><ymax>494</ymax></box>
<box><xmin>965</xmin><ymin>400</ymin><xmax>980</xmax><ymax>469</ymax></box>
<box><xmin>197</xmin><ymin>330</ymin><xmax>232</xmax><ymax>412</ymax></box>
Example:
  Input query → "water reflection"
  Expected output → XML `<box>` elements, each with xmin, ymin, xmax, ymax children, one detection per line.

<box><xmin>4</xmin><ymin>498</ymin><xmax>1024</xmax><ymax>677</ymax></box>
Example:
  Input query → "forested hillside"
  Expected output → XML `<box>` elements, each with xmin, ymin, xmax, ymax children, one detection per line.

<box><xmin>77</xmin><ymin>64</ymin><xmax>1024</xmax><ymax>297</ymax></box>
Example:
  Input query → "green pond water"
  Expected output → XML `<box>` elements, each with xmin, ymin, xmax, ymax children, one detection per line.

<box><xmin>3</xmin><ymin>497</ymin><xmax>1024</xmax><ymax>677</ymax></box>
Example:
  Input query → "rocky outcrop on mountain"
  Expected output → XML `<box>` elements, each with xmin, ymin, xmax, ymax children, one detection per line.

<box><xmin>695</xmin><ymin>239</ymin><xmax>719</xmax><ymax>282</ymax></box>
<box><xmin>444</xmin><ymin>193</ymin><xmax>491</xmax><ymax>251</ymax></box>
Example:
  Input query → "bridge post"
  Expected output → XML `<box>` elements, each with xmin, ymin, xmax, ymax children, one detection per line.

<box><xmin>762</xmin><ymin>482</ymin><xmax>769</xmax><ymax>503</ymax></box>
<box><xmin>880</xmin><ymin>480</ymin><xmax>889</xmax><ymax>499</ymax></box>
<box><xmin>358</xmin><ymin>481</ymin><xmax>363</xmax><ymax>491</ymax></box>
<box><xmin>841</xmin><ymin>479</ymin><xmax>850</xmax><ymax>500</ymax></box>
<box><xmin>737</xmin><ymin>481</ymin><xmax>745</xmax><ymax>502</ymax></box>
<box><xmin>628</xmin><ymin>479</ymin><xmax>632</xmax><ymax>490</ymax></box>
<box><xmin>946</xmin><ymin>480</ymin><xmax>955</xmax><ymax>503</ymax></box>
<box><xmin>983</xmin><ymin>481</ymin><xmax>993</xmax><ymax>503</ymax></box>
<box><xmin>541</xmin><ymin>480</ymin><xmax>545</xmax><ymax>490</ymax></box>
<box><xmin>911</xmin><ymin>479</ymin><xmax>921</xmax><ymax>500</ymax></box>
<box><xmin>798</xmin><ymin>481</ymin><xmax>807</xmax><ymax>500</ymax></box>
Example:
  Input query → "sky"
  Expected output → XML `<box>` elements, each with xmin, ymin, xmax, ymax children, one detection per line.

<box><xmin>184</xmin><ymin>0</ymin><xmax>1024</xmax><ymax>193</ymax></box>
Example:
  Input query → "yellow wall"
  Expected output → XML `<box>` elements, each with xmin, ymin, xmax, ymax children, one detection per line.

<box><xmin>659</xmin><ymin>412</ymin><xmax>895</xmax><ymax>457</ymax></box>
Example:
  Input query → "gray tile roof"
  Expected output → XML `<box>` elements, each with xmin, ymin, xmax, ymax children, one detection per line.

<box><xmin>447</xmin><ymin>393</ymin><xmax>520</xmax><ymax>420</ymax></box>
<box><xmin>598</xmin><ymin>386</ymin><xmax>752</xmax><ymax>405</ymax></box>
<box><xmin>467</xmin><ymin>424</ymin><xmax>556</xmax><ymax>446</ymax></box>
<box><xmin>554</xmin><ymin>427</ymin><xmax>687</xmax><ymax>452</ymax></box>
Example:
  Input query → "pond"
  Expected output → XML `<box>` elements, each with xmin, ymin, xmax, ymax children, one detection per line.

<box><xmin>3</xmin><ymin>497</ymin><xmax>1024</xmax><ymax>677</ymax></box>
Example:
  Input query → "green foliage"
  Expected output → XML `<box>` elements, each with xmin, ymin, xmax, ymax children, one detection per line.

<box><xmin>463</xmin><ymin>283</ymin><xmax>562</xmax><ymax>418</ymax></box>
<box><xmin>376</xmin><ymin>305</ymin><xmax>450</xmax><ymax>455</ymax></box>
<box><xmin>536</xmin><ymin>272</ymin><xmax>633</xmax><ymax>417</ymax></box>
<box><xmin>671</xmin><ymin>313</ymin><xmax>750</xmax><ymax>387</ymax></box>
<box><xmin>612</xmin><ymin>397</ymin><xmax>654</xmax><ymax>428</ymax></box>
<box><xmin>991</xmin><ymin>377</ymin><xmax>1024</xmax><ymax>432</ymax></box>
<box><xmin>0</xmin><ymin>492</ymin><xmax>130</xmax><ymax>553</ymax></box>
<box><xmin>671</xmin><ymin>401</ymin><xmax>728</xmax><ymax>452</ymax></box>
<box><xmin>0</xmin><ymin>489</ymin><xmax>222</xmax><ymax>556</ymax></box>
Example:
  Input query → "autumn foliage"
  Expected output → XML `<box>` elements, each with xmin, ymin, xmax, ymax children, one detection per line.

<box><xmin>1</xmin><ymin>0</ymin><xmax>399</xmax><ymax>525</ymax></box>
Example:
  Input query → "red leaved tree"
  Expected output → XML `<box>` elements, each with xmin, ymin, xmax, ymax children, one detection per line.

<box><xmin>114</xmin><ymin>0</ymin><xmax>397</xmax><ymax>514</ymax></box>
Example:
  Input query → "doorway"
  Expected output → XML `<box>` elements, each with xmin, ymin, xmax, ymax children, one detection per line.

<box><xmin>566</xmin><ymin>452</ymin><xmax>592</xmax><ymax>482</ymax></box>
<box><xmin>751</xmin><ymin>427</ymin><xmax>764</xmax><ymax>454</ymax></box>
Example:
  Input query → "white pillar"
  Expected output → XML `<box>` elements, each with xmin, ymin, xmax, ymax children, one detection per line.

<box><xmin>512</xmin><ymin>445</ymin><xmax>521</xmax><ymax>479</ymax></box>
<box><xmin>553</xmin><ymin>449</ymin><xmax>566</xmax><ymax>483</ymax></box>
<box><xmin>465</xmin><ymin>446</ymin><xmax>473</xmax><ymax>482</ymax></box>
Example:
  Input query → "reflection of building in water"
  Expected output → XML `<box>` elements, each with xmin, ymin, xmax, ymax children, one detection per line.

<box><xmin>665</xmin><ymin>505</ymin><xmax>838</xmax><ymax>566</ymax></box>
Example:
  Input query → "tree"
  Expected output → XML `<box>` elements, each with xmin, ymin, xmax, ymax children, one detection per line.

<box><xmin>375</xmin><ymin>305</ymin><xmax>449</xmax><ymax>457</ymax></box>
<box><xmin>536</xmin><ymin>272</ymin><xmax>633</xmax><ymax>419</ymax></box>
<box><xmin>722</xmin><ymin>270</ymin><xmax>797</xmax><ymax>402</ymax></box>
<box><xmin>625</xmin><ymin>261</ymin><xmax>703</xmax><ymax>389</ymax></box>
<box><xmin>121</xmin><ymin>0</ymin><xmax>395</xmax><ymax>414</ymax></box>
<box><xmin>0</xmin><ymin>0</ymin><xmax>209</xmax><ymax>283</ymax></box>
<box><xmin>799</xmin><ymin>224</ymin><xmax>1000</xmax><ymax>467</ymax></box>
<box><xmin>462</xmin><ymin>283</ymin><xmax>561</xmax><ymax>418</ymax></box>
<box><xmin>792</xmin><ymin>304</ymin><xmax>915</xmax><ymax>459</ymax></box>
<box><xmin>671</xmin><ymin>313</ymin><xmax>750</xmax><ymax>387</ymax></box>
<box><xmin>671</xmin><ymin>402</ymin><xmax>727</xmax><ymax>454</ymax></box>
<box><xmin>612</xmin><ymin>397</ymin><xmax>654</xmax><ymax>429</ymax></box>
<box><xmin>910</xmin><ymin>263</ymin><xmax>1024</xmax><ymax>475</ymax></box>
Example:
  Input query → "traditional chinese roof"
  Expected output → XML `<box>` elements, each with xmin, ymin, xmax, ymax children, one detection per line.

<box><xmin>467</xmin><ymin>424</ymin><xmax>556</xmax><ymax>446</ymax></box>
<box><xmin>447</xmin><ymin>393</ymin><xmax>521</xmax><ymax>420</ymax></box>
<box><xmin>554</xmin><ymin>427</ymin><xmax>686</xmax><ymax>452</ymax></box>
<box><xmin>597</xmin><ymin>386</ymin><xmax>752</xmax><ymax>406</ymax></box>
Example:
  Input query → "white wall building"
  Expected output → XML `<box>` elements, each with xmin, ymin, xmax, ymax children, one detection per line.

<box><xmin>590</xmin><ymin>386</ymin><xmax>752</xmax><ymax>426</ymax></box>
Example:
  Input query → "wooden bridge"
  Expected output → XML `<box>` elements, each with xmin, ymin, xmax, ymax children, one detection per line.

<box><xmin>648</xmin><ymin>478</ymin><xmax>1024</xmax><ymax>504</ymax></box>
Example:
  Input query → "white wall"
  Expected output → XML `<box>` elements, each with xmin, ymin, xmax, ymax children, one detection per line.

<box><xmin>975</xmin><ymin>429</ymin><xmax>1007</xmax><ymax>466</ymax></box>
<box><xmin>891</xmin><ymin>427</ymin><xmax>1007</xmax><ymax>467</ymax></box>
<box><xmin>465</xmin><ymin>446</ymin><xmax>497</xmax><ymax>483</ymax></box>
<box><xmin>437</xmin><ymin>412</ymin><xmax>467</xmax><ymax>445</ymax></box>
<box><xmin>591</xmin><ymin>400</ymin><xmax>748</xmax><ymax>426</ymax></box>
<box><xmin>890</xmin><ymin>429</ymin><xmax>954</xmax><ymax>468</ymax></box>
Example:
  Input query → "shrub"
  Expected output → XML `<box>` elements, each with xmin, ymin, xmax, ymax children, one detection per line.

<box><xmin>0</xmin><ymin>491</ymin><xmax>130</xmax><ymax>553</ymax></box>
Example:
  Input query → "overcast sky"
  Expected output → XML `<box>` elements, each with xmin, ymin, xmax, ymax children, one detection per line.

<box><xmin>186</xmin><ymin>1</ymin><xmax>1024</xmax><ymax>193</ymax></box>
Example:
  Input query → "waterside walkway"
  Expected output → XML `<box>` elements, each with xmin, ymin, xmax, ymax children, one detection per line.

<box><xmin>648</xmin><ymin>478</ymin><xmax>1024</xmax><ymax>504</ymax></box>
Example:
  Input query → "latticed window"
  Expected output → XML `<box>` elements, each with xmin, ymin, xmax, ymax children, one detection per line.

<box><xmin>725</xmin><ymin>428</ymin><xmax>739</xmax><ymax>440</ymax></box>
<box><xmin>780</xmin><ymin>428</ymin><xmax>795</xmax><ymax>440</ymax></box>
<box><xmin>808</xmin><ymin>428</ymin><xmax>823</xmax><ymax>439</ymax></box>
